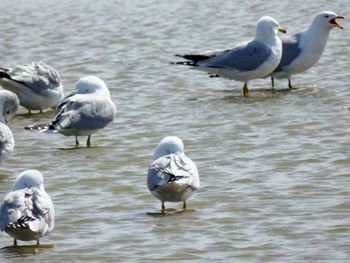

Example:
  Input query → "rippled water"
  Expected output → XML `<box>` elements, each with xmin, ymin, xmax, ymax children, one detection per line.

<box><xmin>0</xmin><ymin>0</ymin><xmax>349</xmax><ymax>262</ymax></box>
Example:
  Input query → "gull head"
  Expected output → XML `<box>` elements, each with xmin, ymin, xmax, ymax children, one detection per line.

<box><xmin>75</xmin><ymin>76</ymin><xmax>110</xmax><ymax>95</ymax></box>
<box><xmin>11</xmin><ymin>169</ymin><xmax>45</xmax><ymax>192</ymax></box>
<box><xmin>153</xmin><ymin>136</ymin><xmax>184</xmax><ymax>160</ymax></box>
<box><xmin>313</xmin><ymin>11</ymin><xmax>344</xmax><ymax>30</ymax></box>
<box><xmin>0</xmin><ymin>90</ymin><xmax>19</xmax><ymax>124</ymax></box>
<box><xmin>255</xmin><ymin>16</ymin><xmax>286</xmax><ymax>43</ymax></box>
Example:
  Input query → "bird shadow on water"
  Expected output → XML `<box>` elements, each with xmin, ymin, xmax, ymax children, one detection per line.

<box><xmin>146</xmin><ymin>208</ymin><xmax>196</xmax><ymax>217</ymax></box>
<box><xmin>57</xmin><ymin>145</ymin><xmax>99</xmax><ymax>151</ymax></box>
<box><xmin>0</xmin><ymin>244</ymin><xmax>54</xmax><ymax>257</ymax></box>
<box><xmin>218</xmin><ymin>87</ymin><xmax>299</xmax><ymax>103</ymax></box>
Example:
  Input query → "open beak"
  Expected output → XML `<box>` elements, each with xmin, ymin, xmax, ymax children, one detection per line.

<box><xmin>278</xmin><ymin>27</ymin><xmax>287</xmax><ymax>34</ymax></box>
<box><xmin>330</xmin><ymin>16</ymin><xmax>345</xmax><ymax>29</ymax></box>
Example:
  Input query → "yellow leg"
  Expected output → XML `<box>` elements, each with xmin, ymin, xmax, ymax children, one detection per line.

<box><xmin>87</xmin><ymin>135</ymin><xmax>91</xmax><ymax>147</ymax></box>
<box><xmin>161</xmin><ymin>202</ymin><xmax>165</xmax><ymax>213</ymax></box>
<box><xmin>243</xmin><ymin>83</ymin><xmax>249</xmax><ymax>97</ymax></box>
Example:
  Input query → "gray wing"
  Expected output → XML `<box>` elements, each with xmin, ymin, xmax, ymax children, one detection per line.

<box><xmin>0</xmin><ymin>188</ymin><xmax>54</xmax><ymax>232</ymax></box>
<box><xmin>7</xmin><ymin>61</ymin><xmax>62</xmax><ymax>95</ymax></box>
<box><xmin>47</xmin><ymin>94</ymin><xmax>116</xmax><ymax>131</ymax></box>
<box><xmin>147</xmin><ymin>153</ymin><xmax>199</xmax><ymax>191</ymax></box>
<box><xmin>274</xmin><ymin>33</ymin><xmax>302</xmax><ymax>72</ymax></box>
<box><xmin>198</xmin><ymin>40</ymin><xmax>272</xmax><ymax>71</ymax></box>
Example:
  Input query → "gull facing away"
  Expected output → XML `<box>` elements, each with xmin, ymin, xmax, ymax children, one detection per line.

<box><xmin>270</xmin><ymin>11</ymin><xmax>344</xmax><ymax>89</ymax></box>
<box><xmin>25</xmin><ymin>76</ymin><xmax>117</xmax><ymax>147</ymax></box>
<box><xmin>0</xmin><ymin>61</ymin><xmax>64</xmax><ymax>113</ymax></box>
<box><xmin>0</xmin><ymin>90</ymin><xmax>19</xmax><ymax>161</ymax></box>
<box><xmin>0</xmin><ymin>170</ymin><xmax>54</xmax><ymax>246</ymax></box>
<box><xmin>172</xmin><ymin>16</ymin><xmax>286</xmax><ymax>97</ymax></box>
<box><xmin>147</xmin><ymin>136</ymin><xmax>200</xmax><ymax>213</ymax></box>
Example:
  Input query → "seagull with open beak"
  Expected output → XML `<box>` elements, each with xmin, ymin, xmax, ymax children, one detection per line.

<box><xmin>269</xmin><ymin>11</ymin><xmax>344</xmax><ymax>89</ymax></box>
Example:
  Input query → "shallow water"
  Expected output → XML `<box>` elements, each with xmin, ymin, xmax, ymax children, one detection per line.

<box><xmin>0</xmin><ymin>0</ymin><xmax>350</xmax><ymax>262</ymax></box>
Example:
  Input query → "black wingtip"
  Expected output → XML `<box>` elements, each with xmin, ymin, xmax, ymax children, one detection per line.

<box><xmin>0</xmin><ymin>68</ymin><xmax>10</xmax><ymax>79</ymax></box>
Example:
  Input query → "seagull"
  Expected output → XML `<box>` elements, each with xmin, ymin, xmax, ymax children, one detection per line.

<box><xmin>0</xmin><ymin>170</ymin><xmax>55</xmax><ymax>246</ymax></box>
<box><xmin>172</xmin><ymin>16</ymin><xmax>286</xmax><ymax>97</ymax></box>
<box><xmin>0</xmin><ymin>90</ymin><xmax>19</xmax><ymax>161</ymax></box>
<box><xmin>147</xmin><ymin>136</ymin><xmax>200</xmax><ymax>213</ymax></box>
<box><xmin>270</xmin><ymin>11</ymin><xmax>344</xmax><ymax>89</ymax></box>
<box><xmin>25</xmin><ymin>76</ymin><xmax>117</xmax><ymax>147</ymax></box>
<box><xmin>0</xmin><ymin>61</ymin><xmax>64</xmax><ymax>113</ymax></box>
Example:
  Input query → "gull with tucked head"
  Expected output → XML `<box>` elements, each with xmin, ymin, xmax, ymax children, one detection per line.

<box><xmin>0</xmin><ymin>170</ymin><xmax>55</xmax><ymax>246</ymax></box>
<box><xmin>25</xmin><ymin>76</ymin><xmax>117</xmax><ymax>147</ymax></box>
<box><xmin>270</xmin><ymin>11</ymin><xmax>344</xmax><ymax>89</ymax></box>
<box><xmin>172</xmin><ymin>16</ymin><xmax>286</xmax><ymax>97</ymax></box>
<box><xmin>0</xmin><ymin>61</ymin><xmax>63</xmax><ymax>113</ymax></box>
<box><xmin>147</xmin><ymin>136</ymin><xmax>200</xmax><ymax>213</ymax></box>
<box><xmin>0</xmin><ymin>90</ymin><xmax>19</xmax><ymax>161</ymax></box>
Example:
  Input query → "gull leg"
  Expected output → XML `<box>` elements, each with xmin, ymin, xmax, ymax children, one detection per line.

<box><xmin>161</xmin><ymin>201</ymin><xmax>165</xmax><ymax>213</ymax></box>
<box><xmin>183</xmin><ymin>201</ymin><xmax>187</xmax><ymax>210</ymax></box>
<box><xmin>37</xmin><ymin>239</ymin><xmax>40</xmax><ymax>245</ymax></box>
<box><xmin>28</xmin><ymin>109</ymin><xmax>32</xmax><ymax>114</ymax></box>
<box><xmin>271</xmin><ymin>76</ymin><xmax>275</xmax><ymax>89</ymax></box>
<box><xmin>87</xmin><ymin>135</ymin><xmax>91</xmax><ymax>147</ymax></box>
<box><xmin>75</xmin><ymin>136</ymin><xmax>79</xmax><ymax>147</ymax></box>
<box><xmin>14</xmin><ymin>239</ymin><xmax>17</xmax><ymax>246</ymax></box>
<box><xmin>40</xmin><ymin>109</ymin><xmax>43</xmax><ymax>113</ymax></box>
<box><xmin>288</xmin><ymin>78</ymin><xmax>293</xmax><ymax>89</ymax></box>
<box><xmin>243</xmin><ymin>83</ymin><xmax>249</xmax><ymax>97</ymax></box>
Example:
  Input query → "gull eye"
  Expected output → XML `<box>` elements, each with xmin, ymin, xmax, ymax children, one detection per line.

<box><xmin>324</xmin><ymin>15</ymin><xmax>329</xmax><ymax>18</ymax></box>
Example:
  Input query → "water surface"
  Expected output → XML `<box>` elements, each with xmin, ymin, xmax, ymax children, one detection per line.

<box><xmin>0</xmin><ymin>0</ymin><xmax>349</xmax><ymax>262</ymax></box>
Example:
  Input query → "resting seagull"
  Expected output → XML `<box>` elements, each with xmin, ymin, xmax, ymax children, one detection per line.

<box><xmin>270</xmin><ymin>11</ymin><xmax>344</xmax><ymax>89</ymax></box>
<box><xmin>172</xmin><ymin>16</ymin><xmax>286</xmax><ymax>97</ymax></box>
<box><xmin>0</xmin><ymin>90</ymin><xmax>19</xmax><ymax>161</ymax></box>
<box><xmin>0</xmin><ymin>170</ymin><xmax>55</xmax><ymax>246</ymax></box>
<box><xmin>25</xmin><ymin>76</ymin><xmax>117</xmax><ymax>147</ymax></box>
<box><xmin>147</xmin><ymin>136</ymin><xmax>200</xmax><ymax>213</ymax></box>
<box><xmin>0</xmin><ymin>61</ymin><xmax>64</xmax><ymax>113</ymax></box>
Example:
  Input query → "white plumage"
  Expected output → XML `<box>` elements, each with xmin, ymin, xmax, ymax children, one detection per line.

<box><xmin>147</xmin><ymin>136</ymin><xmax>200</xmax><ymax>212</ymax></box>
<box><xmin>0</xmin><ymin>90</ymin><xmax>19</xmax><ymax>161</ymax></box>
<box><xmin>26</xmin><ymin>76</ymin><xmax>117</xmax><ymax>147</ymax></box>
<box><xmin>270</xmin><ymin>11</ymin><xmax>344</xmax><ymax>88</ymax></box>
<box><xmin>0</xmin><ymin>61</ymin><xmax>64</xmax><ymax>113</ymax></box>
<box><xmin>173</xmin><ymin>16</ymin><xmax>286</xmax><ymax>97</ymax></box>
<box><xmin>0</xmin><ymin>170</ymin><xmax>55</xmax><ymax>246</ymax></box>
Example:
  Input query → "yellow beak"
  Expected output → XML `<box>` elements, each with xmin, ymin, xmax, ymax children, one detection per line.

<box><xmin>330</xmin><ymin>16</ymin><xmax>345</xmax><ymax>29</ymax></box>
<box><xmin>278</xmin><ymin>27</ymin><xmax>287</xmax><ymax>34</ymax></box>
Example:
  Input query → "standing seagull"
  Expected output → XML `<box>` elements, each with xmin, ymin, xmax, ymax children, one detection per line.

<box><xmin>25</xmin><ymin>76</ymin><xmax>117</xmax><ymax>147</ymax></box>
<box><xmin>0</xmin><ymin>61</ymin><xmax>64</xmax><ymax>113</ymax></box>
<box><xmin>270</xmin><ymin>11</ymin><xmax>344</xmax><ymax>89</ymax></box>
<box><xmin>147</xmin><ymin>136</ymin><xmax>200</xmax><ymax>213</ymax></box>
<box><xmin>0</xmin><ymin>90</ymin><xmax>19</xmax><ymax>161</ymax></box>
<box><xmin>0</xmin><ymin>170</ymin><xmax>55</xmax><ymax>246</ymax></box>
<box><xmin>172</xmin><ymin>16</ymin><xmax>286</xmax><ymax>97</ymax></box>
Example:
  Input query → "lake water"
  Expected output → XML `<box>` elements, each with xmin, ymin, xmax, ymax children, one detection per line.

<box><xmin>0</xmin><ymin>0</ymin><xmax>349</xmax><ymax>262</ymax></box>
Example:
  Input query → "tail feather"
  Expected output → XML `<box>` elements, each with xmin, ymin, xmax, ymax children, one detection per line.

<box><xmin>170</xmin><ymin>54</ymin><xmax>211</xmax><ymax>66</ymax></box>
<box><xmin>6</xmin><ymin>215</ymin><xmax>35</xmax><ymax>230</ymax></box>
